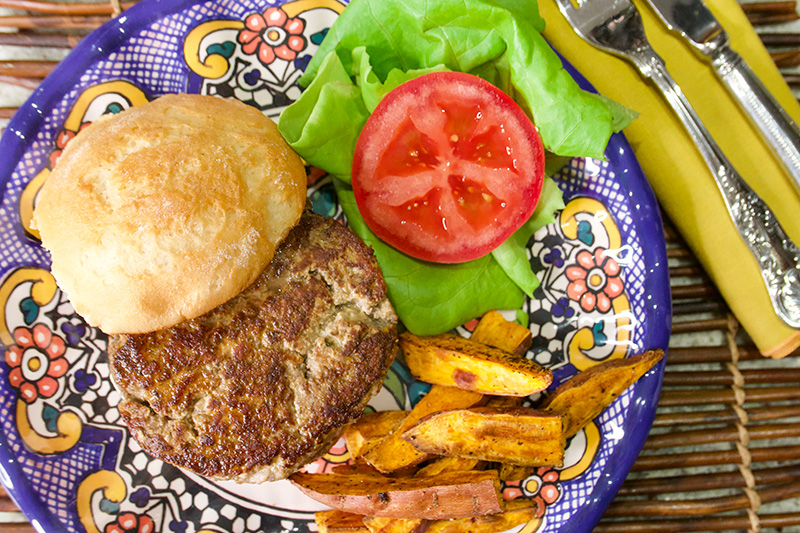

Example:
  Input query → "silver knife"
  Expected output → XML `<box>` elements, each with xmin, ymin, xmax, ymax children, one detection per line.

<box><xmin>643</xmin><ymin>0</ymin><xmax>800</xmax><ymax>192</ymax></box>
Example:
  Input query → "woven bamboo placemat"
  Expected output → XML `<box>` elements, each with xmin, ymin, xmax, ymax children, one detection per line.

<box><xmin>0</xmin><ymin>1</ymin><xmax>799</xmax><ymax>531</ymax></box>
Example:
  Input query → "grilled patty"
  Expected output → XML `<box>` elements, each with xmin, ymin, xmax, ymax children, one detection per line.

<box><xmin>109</xmin><ymin>211</ymin><xmax>397</xmax><ymax>482</ymax></box>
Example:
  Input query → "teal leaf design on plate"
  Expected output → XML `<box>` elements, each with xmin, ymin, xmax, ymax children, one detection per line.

<box><xmin>310</xmin><ymin>183</ymin><xmax>337</xmax><ymax>217</ymax></box>
<box><xmin>382</xmin><ymin>364</ymin><xmax>407</xmax><ymax>409</ymax></box>
<box><xmin>99</xmin><ymin>498</ymin><xmax>120</xmax><ymax>515</ymax></box>
<box><xmin>207</xmin><ymin>41</ymin><xmax>235</xmax><ymax>59</ymax></box>
<box><xmin>104</xmin><ymin>102</ymin><xmax>124</xmax><ymax>115</ymax></box>
<box><xmin>577</xmin><ymin>220</ymin><xmax>594</xmax><ymax>246</ymax></box>
<box><xmin>42</xmin><ymin>404</ymin><xmax>59</xmax><ymax>432</ymax></box>
<box><xmin>19</xmin><ymin>297</ymin><xmax>38</xmax><ymax>325</ymax></box>
<box><xmin>310</xmin><ymin>28</ymin><xmax>328</xmax><ymax>45</ymax></box>
<box><xmin>592</xmin><ymin>321</ymin><xmax>608</xmax><ymax>347</ymax></box>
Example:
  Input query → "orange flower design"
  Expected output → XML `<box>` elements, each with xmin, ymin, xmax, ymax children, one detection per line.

<box><xmin>5</xmin><ymin>324</ymin><xmax>68</xmax><ymax>403</ymax></box>
<box><xmin>565</xmin><ymin>248</ymin><xmax>623</xmax><ymax>313</ymax></box>
<box><xmin>238</xmin><ymin>7</ymin><xmax>307</xmax><ymax>66</ymax></box>
<box><xmin>105</xmin><ymin>512</ymin><xmax>155</xmax><ymax>533</ymax></box>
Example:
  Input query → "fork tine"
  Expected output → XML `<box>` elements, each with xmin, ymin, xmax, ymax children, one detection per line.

<box><xmin>554</xmin><ymin>0</ymin><xmax>648</xmax><ymax>60</ymax></box>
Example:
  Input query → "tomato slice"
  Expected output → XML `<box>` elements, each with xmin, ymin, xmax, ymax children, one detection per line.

<box><xmin>352</xmin><ymin>71</ymin><xmax>545</xmax><ymax>263</ymax></box>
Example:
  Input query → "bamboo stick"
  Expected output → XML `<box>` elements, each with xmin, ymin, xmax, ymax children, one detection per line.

<box><xmin>666</xmin><ymin>247</ymin><xmax>692</xmax><ymax>259</ymax></box>
<box><xmin>665</xmin><ymin>345</ymin><xmax>763</xmax><ymax>364</ymax></box>
<box><xmin>643</xmin><ymin>420</ymin><xmax>800</xmax><ymax>449</ymax></box>
<box><xmin>748</xmin><ymin>12</ymin><xmax>800</xmax><ymax>24</ymax></box>
<box><xmin>759</xmin><ymin>31</ymin><xmax>800</xmax><ymax>46</ymax></box>
<box><xmin>741</xmin><ymin>0</ymin><xmax>798</xmax><ymax>13</ymax></box>
<box><xmin>660</xmin><ymin>385</ymin><xmax>800</xmax><ymax>406</ymax></box>
<box><xmin>0</xmin><ymin>525</ymin><xmax>46</xmax><ymax>533</ymax></box>
<box><xmin>0</xmin><ymin>31</ymin><xmax>84</xmax><ymax>48</ymax></box>
<box><xmin>653</xmin><ymin>404</ymin><xmax>800</xmax><ymax>426</ymax></box>
<box><xmin>0</xmin><ymin>0</ymin><xmax>136</xmax><ymax>14</ymax></box>
<box><xmin>0</xmin><ymin>485</ymin><xmax>19</xmax><ymax>513</ymax></box>
<box><xmin>662</xmin><ymin>223</ymin><xmax>681</xmax><ymax>243</ymax></box>
<box><xmin>668</xmin><ymin>265</ymin><xmax>704</xmax><ymax>278</ymax></box>
<box><xmin>670</xmin><ymin>318</ymin><xmax>729</xmax><ymax>335</ymax></box>
<box><xmin>596</xmin><ymin>513</ymin><xmax>800</xmax><ymax>532</ymax></box>
<box><xmin>631</xmin><ymin>445</ymin><xmax>800</xmax><ymax>471</ymax></box>
<box><xmin>0</xmin><ymin>75</ymin><xmax>41</xmax><ymax>89</ymax></box>
<box><xmin>671</xmin><ymin>300</ymin><xmax>726</xmax><ymax>315</ymax></box>
<box><xmin>0</xmin><ymin>14</ymin><xmax>109</xmax><ymax>29</ymax></box>
<box><xmin>603</xmin><ymin>482</ymin><xmax>800</xmax><ymax>517</ymax></box>
<box><xmin>670</xmin><ymin>284</ymin><xmax>718</xmax><ymax>299</ymax></box>
<box><xmin>771</xmin><ymin>49</ymin><xmax>800</xmax><ymax>68</ymax></box>
<box><xmin>662</xmin><ymin>367</ymin><xmax>800</xmax><ymax>386</ymax></box>
<box><xmin>618</xmin><ymin>464</ymin><xmax>800</xmax><ymax>496</ymax></box>
<box><xmin>0</xmin><ymin>61</ymin><xmax>58</xmax><ymax>79</ymax></box>
<box><xmin>671</xmin><ymin>300</ymin><xmax>726</xmax><ymax>316</ymax></box>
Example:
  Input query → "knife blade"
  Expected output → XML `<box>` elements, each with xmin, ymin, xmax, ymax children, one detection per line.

<box><xmin>644</xmin><ymin>0</ymin><xmax>800</xmax><ymax>192</ymax></box>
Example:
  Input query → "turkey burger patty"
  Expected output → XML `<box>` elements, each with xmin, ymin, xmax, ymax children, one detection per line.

<box><xmin>32</xmin><ymin>94</ymin><xmax>398</xmax><ymax>482</ymax></box>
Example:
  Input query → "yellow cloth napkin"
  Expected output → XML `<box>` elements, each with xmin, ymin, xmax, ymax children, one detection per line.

<box><xmin>538</xmin><ymin>0</ymin><xmax>800</xmax><ymax>358</ymax></box>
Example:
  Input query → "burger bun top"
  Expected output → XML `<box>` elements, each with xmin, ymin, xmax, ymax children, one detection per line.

<box><xmin>32</xmin><ymin>93</ymin><xmax>307</xmax><ymax>334</ymax></box>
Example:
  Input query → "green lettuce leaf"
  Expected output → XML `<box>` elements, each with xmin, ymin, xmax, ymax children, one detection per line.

<box><xmin>296</xmin><ymin>0</ymin><xmax>630</xmax><ymax>159</ymax></box>
<box><xmin>274</xmin><ymin>0</ymin><xmax>632</xmax><ymax>336</ymax></box>
<box><xmin>338</xmin><ymin>188</ymin><xmax>525</xmax><ymax>335</ymax></box>
<box><xmin>491</xmin><ymin>176</ymin><xmax>565</xmax><ymax>296</ymax></box>
<box><xmin>278</xmin><ymin>51</ymin><xmax>370</xmax><ymax>182</ymax></box>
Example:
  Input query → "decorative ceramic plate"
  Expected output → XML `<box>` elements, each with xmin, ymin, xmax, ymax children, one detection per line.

<box><xmin>0</xmin><ymin>0</ymin><xmax>671</xmax><ymax>531</ymax></box>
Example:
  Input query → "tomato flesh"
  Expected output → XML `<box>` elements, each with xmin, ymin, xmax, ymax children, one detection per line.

<box><xmin>352</xmin><ymin>71</ymin><xmax>545</xmax><ymax>263</ymax></box>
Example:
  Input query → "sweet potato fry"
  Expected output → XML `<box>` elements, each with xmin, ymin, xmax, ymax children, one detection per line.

<box><xmin>399</xmin><ymin>332</ymin><xmax>552</xmax><ymax>396</ymax></box>
<box><xmin>541</xmin><ymin>349</ymin><xmax>665</xmax><ymax>438</ymax></box>
<box><xmin>344</xmin><ymin>410</ymin><xmax>409</xmax><ymax>460</ymax></box>
<box><xmin>470</xmin><ymin>310</ymin><xmax>532</xmax><ymax>355</ymax></box>
<box><xmin>363</xmin><ymin>385</ymin><xmax>484</xmax><ymax>473</ymax></box>
<box><xmin>362</xmin><ymin>516</ymin><xmax>428</xmax><ymax>533</ymax></box>
<box><xmin>330</xmin><ymin>463</ymin><xmax>383</xmax><ymax>476</ymax></box>
<box><xmin>414</xmin><ymin>456</ymin><xmax>485</xmax><ymax>477</ymax></box>
<box><xmin>361</xmin><ymin>462</ymin><xmax>470</xmax><ymax>533</ymax></box>
<box><xmin>402</xmin><ymin>407</ymin><xmax>565</xmax><ymax>467</ymax></box>
<box><xmin>498</xmin><ymin>463</ymin><xmax>534</xmax><ymax>482</ymax></box>
<box><xmin>315</xmin><ymin>510</ymin><xmax>370</xmax><ymax>533</ymax></box>
<box><xmin>425</xmin><ymin>499</ymin><xmax>539</xmax><ymax>533</ymax></box>
<box><xmin>484</xmin><ymin>395</ymin><xmax>526</xmax><ymax>409</ymax></box>
<box><xmin>289</xmin><ymin>470</ymin><xmax>503</xmax><ymax>520</ymax></box>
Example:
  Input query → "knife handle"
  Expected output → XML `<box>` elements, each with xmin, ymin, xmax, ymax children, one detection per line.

<box><xmin>711</xmin><ymin>46</ymin><xmax>800</xmax><ymax>193</ymax></box>
<box><xmin>632</xmin><ymin>46</ymin><xmax>800</xmax><ymax>329</ymax></box>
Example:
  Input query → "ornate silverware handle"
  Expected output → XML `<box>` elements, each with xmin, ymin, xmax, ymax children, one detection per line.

<box><xmin>711</xmin><ymin>44</ymin><xmax>800</xmax><ymax>191</ymax></box>
<box><xmin>632</xmin><ymin>47</ymin><xmax>800</xmax><ymax>328</ymax></box>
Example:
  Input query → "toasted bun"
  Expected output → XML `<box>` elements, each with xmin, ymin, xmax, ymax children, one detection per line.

<box><xmin>32</xmin><ymin>94</ymin><xmax>306</xmax><ymax>334</ymax></box>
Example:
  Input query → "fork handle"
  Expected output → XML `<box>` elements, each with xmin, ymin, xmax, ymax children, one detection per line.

<box><xmin>711</xmin><ymin>45</ymin><xmax>800</xmax><ymax>193</ymax></box>
<box><xmin>632</xmin><ymin>48</ymin><xmax>800</xmax><ymax>328</ymax></box>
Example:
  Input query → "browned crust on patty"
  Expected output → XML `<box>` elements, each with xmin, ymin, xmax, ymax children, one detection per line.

<box><xmin>109</xmin><ymin>211</ymin><xmax>397</xmax><ymax>482</ymax></box>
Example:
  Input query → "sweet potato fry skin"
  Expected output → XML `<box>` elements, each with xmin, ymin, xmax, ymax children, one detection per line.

<box><xmin>330</xmin><ymin>463</ymin><xmax>383</xmax><ymax>476</ymax></box>
<box><xmin>289</xmin><ymin>470</ymin><xmax>503</xmax><ymax>520</ymax></box>
<box><xmin>315</xmin><ymin>510</ymin><xmax>371</xmax><ymax>533</ymax></box>
<box><xmin>470</xmin><ymin>310</ymin><xmax>532</xmax><ymax>355</ymax></box>
<box><xmin>400</xmin><ymin>333</ymin><xmax>552</xmax><ymax>396</ymax></box>
<box><xmin>363</xmin><ymin>385</ymin><xmax>485</xmax><ymax>473</ymax></box>
<box><xmin>402</xmin><ymin>407</ymin><xmax>565</xmax><ymax>467</ymax></box>
<box><xmin>425</xmin><ymin>499</ymin><xmax>539</xmax><ymax>533</ymax></box>
<box><xmin>541</xmin><ymin>349</ymin><xmax>665</xmax><ymax>438</ymax></box>
<box><xmin>344</xmin><ymin>410</ymin><xmax>409</xmax><ymax>460</ymax></box>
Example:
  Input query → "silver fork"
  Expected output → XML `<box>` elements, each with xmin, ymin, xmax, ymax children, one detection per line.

<box><xmin>557</xmin><ymin>0</ymin><xmax>800</xmax><ymax>329</ymax></box>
